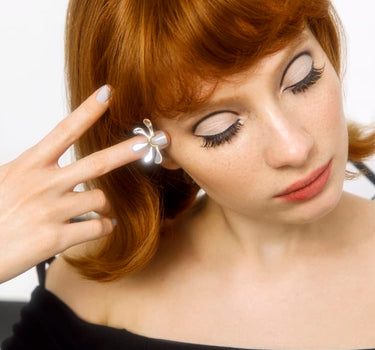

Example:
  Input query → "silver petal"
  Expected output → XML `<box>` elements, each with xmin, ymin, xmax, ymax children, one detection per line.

<box><xmin>143</xmin><ymin>146</ymin><xmax>154</xmax><ymax>163</ymax></box>
<box><xmin>133</xmin><ymin>127</ymin><xmax>149</xmax><ymax>137</ymax></box>
<box><xmin>132</xmin><ymin>142</ymin><xmax>149</xmax><ymax>152</ymax></box>
<box><xmin>143</xmin><ymin>118</ymin><xmax>154</xmax><ymax>136</ymax></box>
<box><xmin>154</xmin><ymin>148</ymin><xmax>162</xmax><ymax>164</ymax></box>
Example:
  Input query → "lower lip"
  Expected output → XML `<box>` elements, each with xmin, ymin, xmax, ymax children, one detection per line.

<box><xmin>274</xmin><ymin>160</ymin><xmax>333</xmax><ymax>202</ymax></box>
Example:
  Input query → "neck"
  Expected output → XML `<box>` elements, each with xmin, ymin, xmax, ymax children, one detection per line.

<box><xmin>177</xmin><ymin>191</ymin><xmax>357</xmax><ymax>275</ymax></box>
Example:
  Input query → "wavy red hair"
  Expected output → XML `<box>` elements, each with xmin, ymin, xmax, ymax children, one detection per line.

<box><xmin>63</xmin><ymin>0</ymin><xmax>375</xmax><ymax>281</ymax></box>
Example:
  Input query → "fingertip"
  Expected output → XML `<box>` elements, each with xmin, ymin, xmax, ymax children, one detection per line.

<box><xmin>151</xmin><ymin>130</ymin><xmax>170</xmax><ymax>149</ymax></box>
<box><xmin>106</xmin><ymin>84</ymin><xmax>115</xmax><ymax>96</ymax></box>
<box><xmin>96</xmin><ymin>84</ymin><xmax>112</xmax><ymax>104</ymax></box>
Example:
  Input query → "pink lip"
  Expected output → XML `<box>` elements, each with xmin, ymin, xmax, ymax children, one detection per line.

<box><xmin>273</xmin><ymin>159</ymin><xmax>333</xmax><ymax>199</ymax></box>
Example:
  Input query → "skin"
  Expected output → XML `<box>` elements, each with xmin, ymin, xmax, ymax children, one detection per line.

<box><xmin>44</xmin><ymin>28</ymin><xmax>375</xmax><ymax>348</ymax></box>
<box><xmin>0</xmin><ymin>85</ymin><xmax>170</xmax><ymax>284</ymax></box>
<box><xmin>154</xmin><ymin>27</ymin><xmax>352</xmax><ymax>273</ymax></box>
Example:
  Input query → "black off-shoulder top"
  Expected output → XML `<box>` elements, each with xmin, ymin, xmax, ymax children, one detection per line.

<box><xmin>2</xmin><ymin>256</ymin><xmax>375</xmax><ymax>350</ymax></box>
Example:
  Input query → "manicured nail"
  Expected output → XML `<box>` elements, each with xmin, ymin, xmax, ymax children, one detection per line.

<box><xmin>150</xmin><ymin>131</ymin><xmax>168</xmax><ymax>147</ymax></box>
<box><xmin>111</xmin><ymin>218</ymin><xmax>117</xmax><ymax>227</ymax></box>
<box><xmin>88</xmin><ymin>211</ymin><xmax>101</xmax><ymax>219</ymax></box>
<box><xmin>96</xmin><ymin>84</ymin><xmax>111</xmax><ymax>103</ymax></box>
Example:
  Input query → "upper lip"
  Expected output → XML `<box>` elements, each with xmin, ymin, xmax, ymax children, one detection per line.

<box><xmin>274</xmin><ymin>159</ymin><xmax>332</xmax><ymax>197</ymax></box>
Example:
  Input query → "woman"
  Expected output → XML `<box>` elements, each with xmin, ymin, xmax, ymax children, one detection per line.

<box><xmin>2</xmin><ymin>0</ymin><xmax>375</xmax><ymax>348</ymax></box>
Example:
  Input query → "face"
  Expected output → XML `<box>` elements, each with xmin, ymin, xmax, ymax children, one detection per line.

<box><xmin>155</xmin><ymin>28</ymin><xmax>348</xmax><ymax>225</ymax></box>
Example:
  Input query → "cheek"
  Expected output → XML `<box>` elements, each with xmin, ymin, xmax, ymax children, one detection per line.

<box><xmin>163</xmin><ymin>71</ymin><xmax>347</xmax><ymax>212</ymax></box>
<box><xmin>318</xmin><ymin>84</ymin><xmax>343</xmax><ymax>127</ymax></box>
<box><xmin>311</xmin><ymin>76</ymin><xmax>347</xmax><ymax>146</ymax></box>
<box><xmin>173</xmin><ymin>140</ymin><xmax>261</xmax><ymax>208</ymax></box>
<box><xmin>293</xmin><ymin>65</ymin><xmax>346</xmax><ymax>152</ymax></box>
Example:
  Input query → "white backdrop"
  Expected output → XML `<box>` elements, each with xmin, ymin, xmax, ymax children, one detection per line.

<box><xmin>0</xmin><ymin>0</ymin><xmax>374</xmax><ymax>301</ymax></box>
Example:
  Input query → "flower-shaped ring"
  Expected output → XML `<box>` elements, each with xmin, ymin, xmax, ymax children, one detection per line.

<box><xmin>131</xmin><ymin>118</ymin><xmax>163</xmax><ymax>164</ymax></box>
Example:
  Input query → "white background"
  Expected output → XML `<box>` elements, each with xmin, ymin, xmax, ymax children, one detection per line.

<box><xmin>0</xmin><ymin>0</ymin><xmax>374</xmax><ymax>301</ymax></box>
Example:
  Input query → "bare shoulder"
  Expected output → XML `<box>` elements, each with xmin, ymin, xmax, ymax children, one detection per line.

<box><xmin>345</xmin><ymin>191</ymin><xmax>375</xmax><ymax>228</ymax></box>
<box><xmin>44</xmin><ymin>238</ymin><xmax>160</xmax><ymax>329</ymax></box>
<box><xmin>45</xmin><ymin>240</ymin><xmax>112</xmax><ymax>326</ymax></box>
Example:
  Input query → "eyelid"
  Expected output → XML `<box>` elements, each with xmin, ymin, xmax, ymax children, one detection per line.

<box><xmin>280</xmin><ymin>50</ymin><xmax>311</xmax><ymax>89</ymax></box>
<box><xmin>192</xmin><ymin>110</ymin><xmax>238</xmax><ymax>133</ymax></box>
<box><xmin>192</xmin><ymin>51</ymin><xmax>313</xmax><ymax>132</ymax></box>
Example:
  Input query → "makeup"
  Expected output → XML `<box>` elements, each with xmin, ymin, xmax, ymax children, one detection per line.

<box><xmin>273</xmin><ymin>159</ymin><xmax>333</xmax><ymax>202</ymax></box>
<box><xmin>191</xmin><ymin>51</ymin><xmax>324</xmax><ymax>149</ymax></box>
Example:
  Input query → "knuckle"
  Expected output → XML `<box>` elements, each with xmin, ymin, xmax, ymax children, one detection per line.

<box><xmin>40</xmin><ymin>225</ymin><xmax>63</xmax><ymax>253</ymax></box>
<box><xmin>85</xmin><ymin>154</ymin><xmax>107</xmax><ymax>176</ymax></box>
<box><xmin>90</xmin><ymin>218</ymin><xmax>106</xmax><ymax>234</ymax></box>
<box><xmin>92</xmin><ymin>189</ymin><xmax>107</xmax><ymax>208</ymax></box>
<box><xmin>37</xmin><ymin>203</ymin><xmax>53</xmax><ymax>220</ymax></box>
<box><xmin>38</xmin><ymin>197</ymin><xmax>56</xmax><ymax>218</ymax></box>
<box><xmin>56</xmin><ymin>120</ymin><xmax>74</xmax><ymax>145</ymax></box>
<box><xmin>79</xmin><ymin>102</ymin><xmax>96</xmax><ymax>117</ymax></box>
<box><xmin>43</xmin><ymin>168</ymin><xmax>61</xmax><ymax>189</ymax></box>
<box><xmin>48</xmin><ymin>119</ymin><xmax>74</xmax><ymax>149</ymax></box>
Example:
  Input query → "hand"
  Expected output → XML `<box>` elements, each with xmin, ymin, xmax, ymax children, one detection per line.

<box><xmin>0</xmin><ymin>85</ymin><xmax>170</xmax><ymax>283</ymax></box>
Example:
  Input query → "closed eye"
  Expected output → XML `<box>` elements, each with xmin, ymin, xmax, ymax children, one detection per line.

<box><xmin>193</xmin><ymin>111</ymin><xmax>245</xmax><ymax>149</ymax></box>
<box><xmin>192</xmin><ymin>51</ymin><xmax>325</xmax><ymax>149</ymax></box>
<box><xmin>287</xmin><ymin>64</ymin><xmax>324</xmax><ymax>94</ymax></box>
<box><xmin>200</xmin><ymin>119</ymin><xmax>244</xmax><ymax>148</ymax></box>
<box><xmin>281</xmin><ymin>52</ymin><xmax>324</xmax><ymax>94</ymax></box>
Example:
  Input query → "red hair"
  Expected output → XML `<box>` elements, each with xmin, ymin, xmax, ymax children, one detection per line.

<box><xmin>63</xmin><ymin>0</ymin><xmax>375</xmax><ymax>281</ymax></box>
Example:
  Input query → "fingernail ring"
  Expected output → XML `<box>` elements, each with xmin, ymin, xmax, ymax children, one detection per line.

<box><xmin>132</xmin><ymin>118</ymin><xmax>163</xmax><ymax>164</ymax></box>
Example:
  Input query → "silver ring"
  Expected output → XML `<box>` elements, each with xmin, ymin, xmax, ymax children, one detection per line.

<box><xmin>131</xmin><ymin>118</ymin><xmax>163</xmax><ymax>164</ymax></box>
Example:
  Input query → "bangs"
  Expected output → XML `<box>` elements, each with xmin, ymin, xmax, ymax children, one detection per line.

<box><xmin>110</xmin><ymin>0</ymin><xmax>329</xmax><ymax>123</ymax></box>
<box><xmin>66</xmin><ymin>0</ymin><xmax>375</xmax><ymax>282</ymax></box>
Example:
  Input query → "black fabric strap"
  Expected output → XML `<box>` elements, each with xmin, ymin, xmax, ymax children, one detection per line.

<box><xmin>351</xmin><ymin>161</ymin><xmax>375</xmax><ymax>186</ymax></box>
<box><xmin>36</xmin><ymin>256</ymin><xmax>56</xmax><ymax>288</ymax></box>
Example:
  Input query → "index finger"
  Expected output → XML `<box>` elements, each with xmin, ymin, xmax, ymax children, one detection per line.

<box><xmin>59</xmin><ymin>130</ymin><xmax>170</xmax><ymax>190</ymax></box>
<box><xmin>32</xmin><ymin>85</ymin><xmax>112</xmax><ymax>165</ymax></box>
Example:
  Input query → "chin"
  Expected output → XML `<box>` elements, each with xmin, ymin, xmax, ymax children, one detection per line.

<box><xmin>291</xmin><ymin>178</ymin><xmax>345</xmax><ymax>224</ymax></box>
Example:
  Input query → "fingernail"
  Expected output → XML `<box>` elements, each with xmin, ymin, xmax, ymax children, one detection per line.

<box><xmin>96</xmin><ymin>84</ymin><xmax>111</xmax><ymax>103</ymax></box>
<box><xmin>150</xmin><ymin>131</ymin><xmax>168</xmax><ymax>147</ymax></box>
<box><xmin>111</xmin><ymin>218</ymin><xmax>117</xmax><ymax>227</ymax></box>
<box><xmin>88</xmin><ymin>211</ymin><xmax>101</xmax><ymax>219</ymax></box>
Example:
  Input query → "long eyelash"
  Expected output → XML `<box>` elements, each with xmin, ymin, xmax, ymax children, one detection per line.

<box><xmin>201</xmin><ymin>119</ymin><xmax>243</xmax><ymax>148</ymax></box>
<box><xmin>199</xmin><ymin>64</ymin><xmax>324</xmax><ymax>148</ymax></box>
<box><xmin>290</xmin><ymin>63</ymin><xmax>325</xmax><ymax>94</ymax></box>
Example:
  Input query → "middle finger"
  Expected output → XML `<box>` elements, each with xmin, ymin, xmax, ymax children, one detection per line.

<box><xmin>58</xmin><ymin>132</ymin><xmax>170</xmax><ymax>191</ymax></box>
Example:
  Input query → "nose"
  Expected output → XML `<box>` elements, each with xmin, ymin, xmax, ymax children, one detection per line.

<box><xmin>261</xmin><ymin>105</ymin><xmax>314</xmax><ymax>168</ymax></box>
